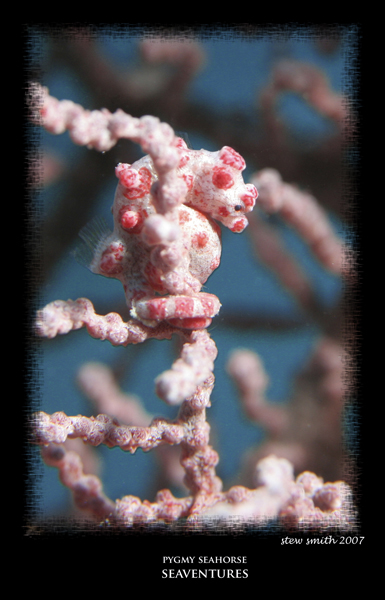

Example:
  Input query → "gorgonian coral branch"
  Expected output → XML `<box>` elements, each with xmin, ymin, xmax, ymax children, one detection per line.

<box><xmin>251</xmin><ymin>168</ymin><xmax>348</xmax><ymax>276</ymax></box>
<box><xmin>32</xmin><ymin>411</ymin><xmax>185</xmax><ymax>452</ymax></box>
<box><xmin>31</xmin><ymin>374</ymin><xmax>223</xmax><ymax>520</ymax></box>
<box><xmin>36</xmin><ymin>298</ymin><xmax>218</xmax><ymax>406</ymax></box>
<box><xmin>35</xmin><ymin>297</ymin><xmax>173</xmax><ymax>345</ymax></box>
<box><xmin>76</xmin><ymin>362</ymin><xmax>153</xmax><ymax>427</ymax></box>
<box><xmin>40</xmin><ymin>443</ymin><xmax>116</xmax><ymax>521</ymax></box>
<box><xmin>260</xmin><ymin>59</ymin><xmax>349</xmax><ymax>126</ymax></box>
<box><xmin>247</xmin><ymin>212</ymin><xmax>317</xmax><ymax>310</ymax></box>
<box><xmin>47</xmin><ymin>445</ymin><xmax>354</xmax><ymax>527</ymax></box>
<box><xmin>155</xmin><ymin>329</ymin><xmax>218</xmax><ymax>405</ymax></box>
<box><xmin>227</xmin><ymin>349</ymin><xmax>288</xmax><ymax>437</ymax></box>
<box><xmin>29</xmin><ymin>82</ymin><xmax>183</xmax><ymax>160</ymax></box>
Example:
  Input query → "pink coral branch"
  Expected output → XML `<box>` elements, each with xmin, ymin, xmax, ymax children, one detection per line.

<box><xmin>155</xmin><ymin>329</ymin><xmax>218</xmax><ymax>405</ymax></box>
<box><xmin>36</xmin><ymin>297</ymin><xmax>174</xmax><ymax>345</ymax></box>
<box><xmin>247</xmin><ymin>212</ymin><xmax>316</xmax><ymax>309</ymax></box>
<box><xmin>41</xmin><ymin>443</ymin><xmax>115</xmax><ymax>520</ymax></box>
<box><xmin>32</xmin><ymin>375</ymin><xmax>217</xmax><ymax>464</ymax></box>
<box><xmin>32</xmin><ymin>411</ymin><xmax>185</xmax><ymax>453</ymax></box>
<box><xmin>279</xmin><ymin>471</ymin><xmax>354</xmax><ymax>530</ymax></box>
<box><xmin>260</xmin><ymin>59</ymin><xmax>348</xmax><ymax>125</ymax></box>
<box><xmin>32</xmin><ymin>373</ymin><xmax>226</xmax><ymax>523</ymax></box>
<box><xmin>33</xmin><ymin>414</ymin><xmax>354</xmax><ymax>527</ymax></box>
<box><xmin>227</xmin><ymin>349</ymin><xmax>288</xmax><ymax>437</ymax></box>
<box><xmin>251</xmin><ymin>168</ymin><xmax>347</xmax><ymax>275</ymax></box>
<box><xmin>187</xmin><ymin>455</ymin><xmax>354</xmax><ymax>529</ymax></box>
<box><xmin>77</xmin><ymin>362</ymin><xmax>152</xmax><ymax>426</ymax></box>
<box><xmin>29</xmin><ymin>82</ymin><xmax>183</xmax><ymax>163</ymax></box>
<box><xmin>76</xmin><ymin>361</ymin><xmax>187</xmax><ymax>491</ymax></box>
<box><xmin>139</xmin><ymin>37</ymin><xmax>206</xmax><ymax>95</ymax></box>
<box><xmin>227</xmin><ymin>337</ymin><xmax>347</xmax><ymax>485</ymax></box>
<box><xmin>114</xmin><ymin>489</ymin><xmax>194</xmax><ymax>525</ymax></box>
<box><xmin>36</xmin><ymin>298</ymin><xmax>218</xmax><ymax>406</ymax></box>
